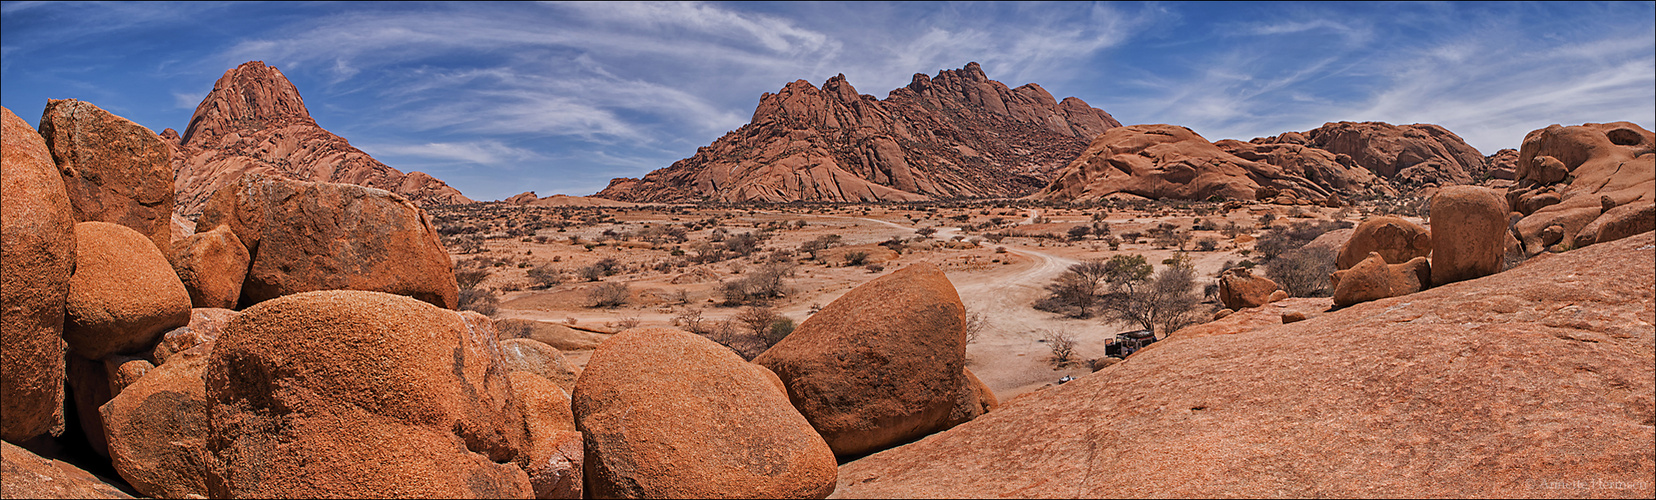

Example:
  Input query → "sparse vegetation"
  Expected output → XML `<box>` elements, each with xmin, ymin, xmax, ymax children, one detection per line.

<box><xmin>587</xmin><ymin>282</ymin><xmax>630</xmax><ymax>308</ymax></box>
<box><xmin>1043</xmin><ymin>328</ymin><xmax>1077</xmax><ymax>366</ymax></box>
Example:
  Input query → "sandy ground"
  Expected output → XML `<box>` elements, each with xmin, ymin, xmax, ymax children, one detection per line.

<box><xmin>440</xmin><ymin>202</ymin><xmax>1370</xmax><ymax>401</ymax></box>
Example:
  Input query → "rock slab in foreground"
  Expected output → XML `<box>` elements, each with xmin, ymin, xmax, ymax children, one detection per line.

<box><xmin>834</xmin><ymin>232</ymin><xmax>1656</xmax><ymax>498</ymax></box>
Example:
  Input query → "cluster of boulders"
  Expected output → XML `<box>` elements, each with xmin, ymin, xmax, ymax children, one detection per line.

<box><xmin>1506</xmin><ymin>122</ymin><xmax>1654</xmax><ymax>254</ymax></box>
<box><xmin>7</xmin><ymin>106</ymin><xmax>992</xmax><ymax>498</ymax></box>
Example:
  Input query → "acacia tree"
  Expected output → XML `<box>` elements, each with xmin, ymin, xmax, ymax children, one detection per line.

<box><xmin>1096</xmin><ymin>254</ymin><xmax>1205</xmax><ymax>335</ymax></box>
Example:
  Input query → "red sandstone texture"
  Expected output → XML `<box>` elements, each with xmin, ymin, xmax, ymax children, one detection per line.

<box><xmin>595</xmin><ymin>62</ymin><xmax>1120</xmax><ymax>202</ymax></box>
<box><xmin>1</xmin><ymin>106</ymin><xmax>74</xmax><ymax>443</ymax></box>
<box><xmin>171</xmin><ymin>61</ymin><xmax>471</xmax><ymax>216</ymax></box>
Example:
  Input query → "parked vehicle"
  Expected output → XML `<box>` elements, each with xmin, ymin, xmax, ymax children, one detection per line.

<box><xmin>1104</xmin><ymin>329</ymin><xmax>1157</xmax><ymax>358</ymax></box>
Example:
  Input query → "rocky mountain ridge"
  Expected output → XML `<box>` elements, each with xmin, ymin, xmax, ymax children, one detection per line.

<box><xmin>595</xmin><ymin>62</ymin><xmax>1121</xmax><ymax>203</ymax></box>
<box><xmin>169</xmin><ymin>61</ymin><xmax>471</xmax><ymax>216</ymax></box>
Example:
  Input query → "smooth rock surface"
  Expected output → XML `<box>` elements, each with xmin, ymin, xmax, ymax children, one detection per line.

<box><xmin>1</xmin><ymin>106</ymin><xmax>74</xmax><ymax>442</ymax></box>
<box><xmin>753</xmin><ymin>263</ymin><xmax>966</xmax><ymax>459</ymax></box>
<box><xmin>63</xmin><ymin>222</ymin><xmax>190</xmax><ymax>360</ymax></box>
<box><xmin>834</xmin><ymin>233</ymin><xmax>1655</xmax><ymax>498</ymax></box>
<box><xmin>573</xmin><ymin>327</ymin><xmax>837</xmax><ymax>499</ymax></box>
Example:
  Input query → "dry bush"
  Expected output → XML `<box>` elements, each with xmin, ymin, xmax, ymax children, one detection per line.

<box><xmin>674</xmin><ymin>308</ymin><xmax>708</xmax><ymax>334</ymax></box>
<box><xmin>611</xmin><ymin>315</ymin><xmax>641</xmax><ymax>331</ymax></box>
<box><xmin>964</xmin><ymin>310</ymin><xmax>988</xmax><ymax>345</ymax></box>
<box><xmin>1266</xmin><ymin>245</ymin><xmax>1338</xmax><ymax>297</ymax></box>
<box><xmin>1043</xmin><ymin>329</ymin><xmax>1077</xmax><ymax>366</ymax></box>
<box><xmin>526</xmin><ymin>265</ymin><xmax>562</xmax><ymax>289</ymax></box>
<box><xmin>455</xmin><ymin>268</ymin><xmax>490</xmax><ymax>291</ymax></box>
<box><xmin>587</xmin><ymin>282</ymin><xmax>630</xmax><ymax>308</ymax></box>
<box><xmin>458</xmin><ymin>287</ymin><xmax>498</xmax><ymax>316</ymax></box>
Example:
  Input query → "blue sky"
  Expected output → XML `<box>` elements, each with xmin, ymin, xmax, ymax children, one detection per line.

<box><xmin>4</xmin><ymin>2</ymin><xmax>1652</xmax><ymax>201</ymax></box>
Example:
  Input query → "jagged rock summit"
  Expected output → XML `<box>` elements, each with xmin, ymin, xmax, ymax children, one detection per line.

<box><xmin>170</xmin><ymin>61</ymin><xmax>471</xmax><ymax>216</ymax></box>
<box><xmin>595</xmin><ymin>62</ymin><xmax>1121</xmax><ymax>202</ymax></box>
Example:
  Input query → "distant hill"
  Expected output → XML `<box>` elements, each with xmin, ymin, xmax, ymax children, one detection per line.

<box><xmin>595</xmin><ymin>62</ymin><xmax>1121</xmax><ymax>203</ymax></box>
<box><xmin>169</xmin><ymin>61</ymin><xmax>471</xmax><ymax>217</ymax></box>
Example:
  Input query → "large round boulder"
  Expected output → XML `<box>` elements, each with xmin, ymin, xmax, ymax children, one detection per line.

<box><xmin>1337</xmin><ymin>216</ymin><xmax>1432</xmax><ymax>270</ymax></box>
<box><xmin>204</xmin><ymin>290</ymin><xmax>530</xmax><ymax>499</ymax></box>
<box><xmin>1331</xmin><ymin>252</ymin><xmax>1432</xmax><ymax>308</ymax></box>
<box><xmin>1</xmin><ymin>106</ymin><xmax>75</xmax><ymax>442</ymax></box>
<box><xmin>64</xmin><ymin>222</ymin><xmax>191</xmax><ymax>360</ymax></box>
<box><xmin>572</xmin><ymin>327</ymin><xmax>837</xmax><ymax>499</ymax></box>
<box><xmin>752</xmin><ymin>263</ymin><xmax>967</xmax><ymax>458</ymax></box>
<box><xmin>1218</xmin><ymin>267</ymin><xmax>1281</xmax><ymax>310</ymax></box>
<box><xmin>102</xmin><ymin>342</ymin><xmax>213</xmax><ymax>499</ymax></box>
<box><xmin>1428</xmin><ymin>186</ymin><xmax>1509</xmax><ymax>286</ymax></box>
<box><xmin>1575</xmin><ymin>201</ymin><xmax>1656</xmax><ymax>247</ymax></box>
<box><xmin>170</xmin><ymin>224</ymin><xmax>249</xmax><ymax>309</ymax></box>
<box><xmin>37</xmin><ymin>99</ymin><xmax>175</xmax><ymax>254</ymax></box>
<box><xmin>196</xmin><ymin>173</ymin><xmax>459</xmax><ymax>309</ymax></box>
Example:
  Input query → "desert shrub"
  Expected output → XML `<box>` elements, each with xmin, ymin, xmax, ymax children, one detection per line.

<box><xmin>1255</xmin><ymin>220</ymin><xmax>1342</xmax><ymax>262</ymax></box>
<box><xmin>587</xmin><ymin>282</ymin><xmax>630</xmax><ymax>308</ymax></box>
<box><xmin>1043</xmin><ymin>329</ymin><xmax>1077</xmax><ymax>366</ymax></box>
<box><xmin>611</xmin><ymin>315</ymin><xmax>641</xmax><ymax>331</ymax></box>
<box><xmin>1067</xmin><ymin>225</ymin><xmax>1092</xmax><ymax>241</ymax></box>
<box><xmin>1266</xmin><ymin>245</ymin><xmax>1337</xmax><ymax>297</ymax></box>
<box><xmin>526</xmin><ymin>265</ymin><xmax>562</xmax><ymax>289</ymax></box>
<box><xmin>964</xmin><ymin>310</ymin><xmax>988</xmax><ymax>345</ymax></box>
<box><xmin>455</xmin><ymin>268</ymin><xmax>490</xmax><ymax>290</ymax></box>
<box><xmin>674</xmin><ymin>308</ymin><xmax>709</xmax><ymax>334</ymax></box>
<box><xmin>865</xmin><ymin>263</ymin><xmax>884</xmax><ymax>273</ymax></box>
<box><xmin>578</xmin><ymin>265</ymin><xmax>606</xmax><ymax>282</ymax></box>
<box><xmin>1195</xmin><ymin>237</ymin><xmax>1220</xmax><ymax>252</ymax></box>
<box><xmin>843</xmin><ymin>251</ymin><xmax>869</xmax><ymax>266</ymax></box>
<box><xmin>458</xmin><ymin>288</ymin><xmax>499</xmax><ymax>316</ymax></box>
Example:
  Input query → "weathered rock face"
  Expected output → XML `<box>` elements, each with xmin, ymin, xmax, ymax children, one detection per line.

<box><xmin>1337</xmin><ymin>216</ymin><xmax>1432</xmax><ymax>270</ymax></box>
<box><xmin>753</xmin><ymin>263</ymin><xmax>966</xmax><ymax>459</ymax></box>
<box><xmin>37</xmin><ymin>99</ymin><xmax>175</xmax><ymax>254</ymax></box>
<box><xmin>495</xmin><ymin>318</ymin><xmax>607</xmax><ymax>351</ymax></box>
<box><xmin>1</xmin><ymin>441</ymin><xmax>134</xmax><ymax>499</ymax></box>
<box><xmin>1576</xmin><ymin>201</ymin><xmax>1656</xmax><ymax>247</ymax></box>
<box><xmin>1486</xmin><ymin>148</ymin><xmax>1519</xmax><ymax>181</ymax></box>
<box><xmin>204</xmin><ymin>290</ymin><xmax>530</xmax><ymax>499</ymax></box>
<box><xmin>1429</xmin><ymin>186</ymin><xmax>1509</xmax><ymax>286</ymax></box>
<box><xmin>64</xmin><ymin>222</ymin><xmax>191</xmax><ymax>360</ymax></box>
<box><xmin>1</xmin><ymin>106</ymin><xmax>74</xmax><ymax>443</ymax></box>
<box><xmin>196</xmin><ymin>173</ymin><xmax>460</xmax><ymax>309</ymax></box>
<box><xmin>503</xmin><ymin>191</ymin><xmax>538</xmax><ymax>205</ymax></box>
<box><xmin>941</xmin><ymin>368</ymin><xmax>997</xmax><ymax>430</ymax></box>
<box><xmin>506</xmin><ymin>371</ymin><xmax>580</xmax><ymax>500</ymax></box>
<box><xmin>1331</xmin><ymin>253</ymin><xmax>1431</xmax><ymax>308</ymax></box>
<box><xmin>1216</xmin><ymin>139</ymin><xmax>1397</xmax><ymax>198</ymax></box>
<box><xmin>172</xmin><ymin>61</ymin><xmax>470</xmax><ymax>216</ymax></box>
<box><xmin>1217</xmin><ymin>267</ymin><xmax>1281</xmax><ymax>310</ymax></box>
<box><xmin>1029</xmin><ymin>125</ymin><xmax>1345</xmax><ymax>202</ymax></box>
<box><xmin>170</xmin><ymin>224</ymin><xmax>249</xmax><ymax>309</ymax></box>
<box><xmin>595</xmin><ymin>62</ymin><xmax>1120</xmax><ymax>202</ymax></box>
<box><xmin>150</xmin><ymin>308</ymin><xmax>237</xmax><ymax>364</ymax></box>
<box><xmin>1508</xmin><ymin>122</ymin><xmax>1655</xmax><ymax>255</ymax></box>
<box><xmin>500</xmin><ymin>338</ymin><xmax>578</xmax><ymax>393</ymax></box>
<box><xmin>833</xmin><ymin>232</ymin><xmax>1655</xmax><ymax>499</ymax></box>
<box><xmin>572</xmin><ymin>327</ymin><xmax>837</xmax><ymax>499</ymax></box>
<box><xmin>1270</xmin><ymin>121</ymin><xmax>1489</xmax><ymax>189</ymax></box>
<box><xmin>102</xmin><ymin>342</ymin><xmax>213</xmax><ymax>499</ymax></box>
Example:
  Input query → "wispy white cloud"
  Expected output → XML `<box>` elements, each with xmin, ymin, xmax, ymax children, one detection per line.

<box><xmin>358</xmin><ymin>140</ymin><xmax>542</xmax><ymax>166</ymax></box>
